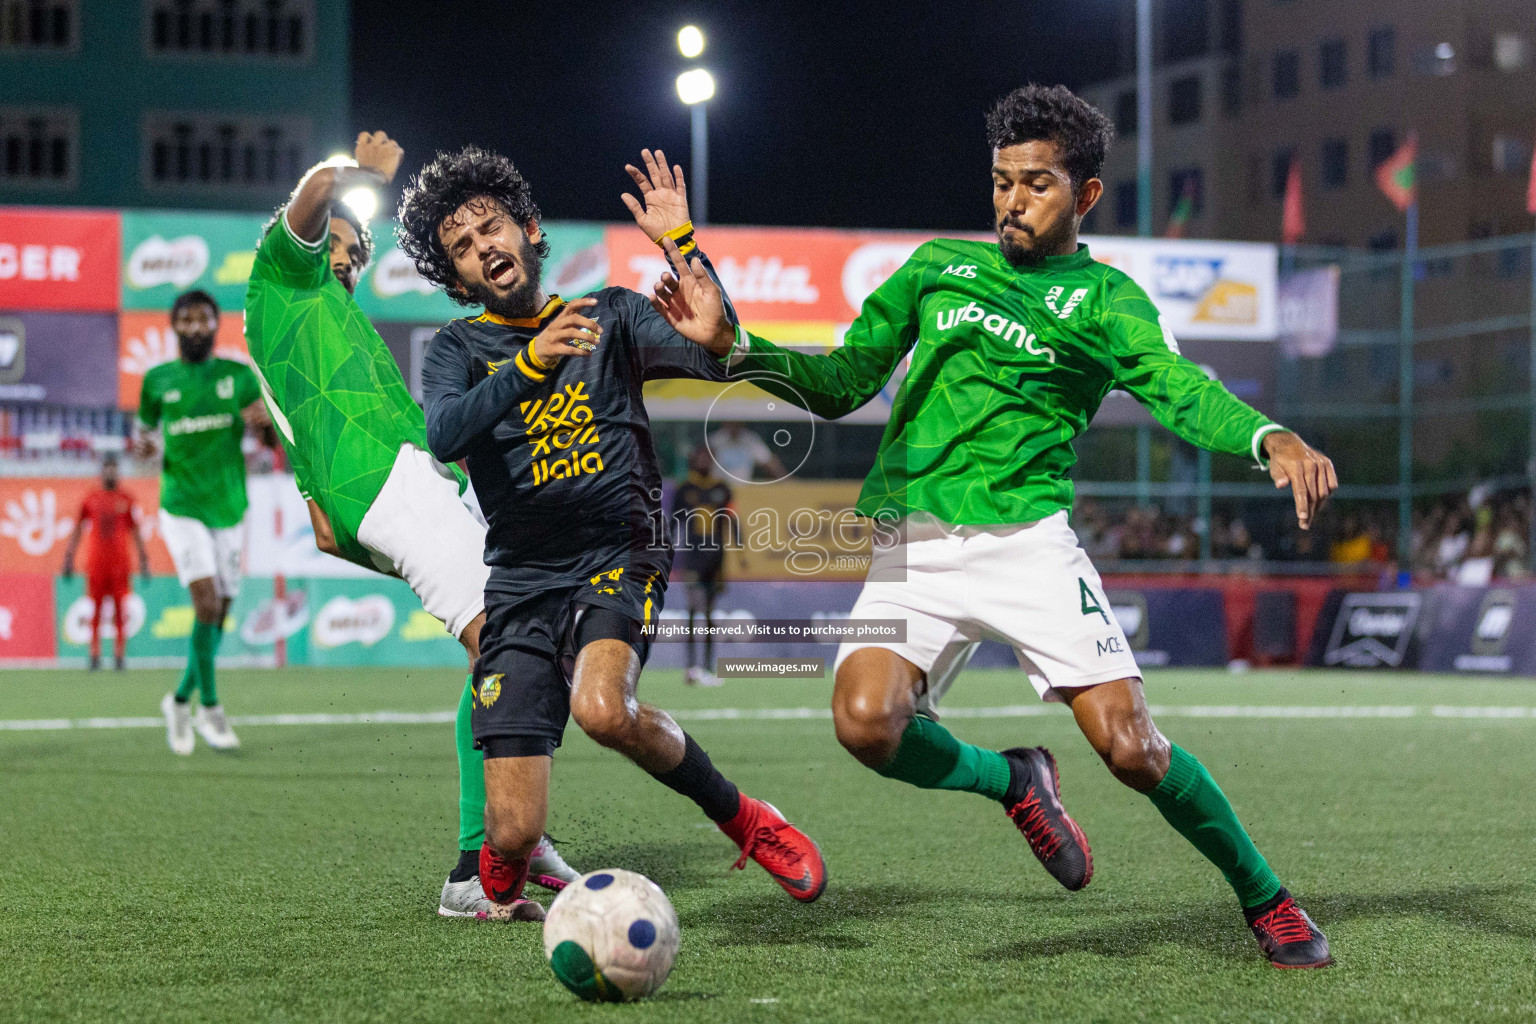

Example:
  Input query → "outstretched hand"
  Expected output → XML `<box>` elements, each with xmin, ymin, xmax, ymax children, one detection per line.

<box><xmin>354</xmin><ymin>130</ymin><xmax>404</xmax><ymax>184</ymax></box>
<box><xmin>621</xmin><ymin>149</ymin><xmax>691</xmax><ymax>241</ymax></box>
<box><xmin>1264</xmin><ymin>431</ymin><xmax>1338</xmax><ymax>530</ymax></box>
<box><xmin>649</xmin><ymin>237</ymin><xmax>735</xmax><ymax>357</ymax></box>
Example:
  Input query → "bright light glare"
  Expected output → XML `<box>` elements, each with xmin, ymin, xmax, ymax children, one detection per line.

<box><xmin>1435</xmin><ymin>41</ymin><xmax>1454</xmax><ymax>59</ymax></box>
<box><xmin>676</xmin><ymin>68</ymin><xmax>715</xmax><ymax>105</ymax></box>
<box><xmin>323</xmin><ymin>153</ymin><xmax>355</xmax><ymax>167</ymax></box>
<box><xmin>341</xmin><ymin>187</ymin><xmax>378</xmax><ymax>221</ymax></box>
<box><xmin>677</xmin><ymin>25</ymin><xmax>704</xmax><ymax>58</ymax></box>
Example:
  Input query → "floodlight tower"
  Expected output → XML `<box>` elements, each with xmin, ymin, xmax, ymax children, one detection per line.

<box><xmin>675</xmin><ymin>25</ymin><xmax>713</xmax><ymax>226</ymax></box>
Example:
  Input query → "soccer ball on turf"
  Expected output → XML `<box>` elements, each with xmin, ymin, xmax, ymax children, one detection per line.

<box><xmin>542</xmin><ymin>868</ymin><xmax>679</xmax><ymax>1002</ymax></box>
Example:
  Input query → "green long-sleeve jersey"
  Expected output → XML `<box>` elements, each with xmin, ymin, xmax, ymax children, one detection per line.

<box><xmin>726</xmin><ymin>239</ymin><xmax>1281</xmax><ymax>525</ymax></box>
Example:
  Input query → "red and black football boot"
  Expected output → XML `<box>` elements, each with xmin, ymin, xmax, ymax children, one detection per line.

<box><xmin>718</xmin><ymin>795</ymin><xmax>827</xmax><ymax>902</ymax></box>
<box><xmin>1000</xmin><ymin>746</ymin><xmax>1093</xmax><ymax>891</ymax></box>
<box><xmin>477</xmin><ymin>841</ymin><xmax>545</xmax><ymax>921</ymax></box>
<box><xmin>1246</xmin><ymin>889</ymin><xmax>1332</xmax><ymax>968</ymax></box>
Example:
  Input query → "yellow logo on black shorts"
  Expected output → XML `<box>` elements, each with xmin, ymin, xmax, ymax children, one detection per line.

<box><xmin>478</xmin><ymin>674</ymin><xmax>503</xmax><ymax>708</ymax></box>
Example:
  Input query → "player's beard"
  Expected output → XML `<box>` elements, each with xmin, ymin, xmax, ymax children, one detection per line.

<box><xmin>465</xmin><ymin>234</ymin><xmax>545</xmax><ymax>318</ymax></box>
<box><xmin>178</xmin><ymin>331</ymin><xmax>215</xmax><ymax>362</ymax></box>
<box><xmin>997</xmin><ymin>211</ymin><xmax>1076</xmax><ymax>268</ymax></box>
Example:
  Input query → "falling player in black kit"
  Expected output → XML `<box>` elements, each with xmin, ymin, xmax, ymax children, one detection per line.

<box><xmin>671</xmin><ymin>444</ymin><xmax>735</xmax><ymax>686</ymax></box>
<box><xmin>399</xmin><ymin>147</ymin><xmax>827</xmax><ymax>914</ymax></box>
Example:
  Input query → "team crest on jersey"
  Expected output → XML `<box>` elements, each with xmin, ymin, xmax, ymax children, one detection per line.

<box><xmin>216</xmin><ymin>375</ymin><xmax>234</xmax><ymax>400</ymax></box>
<box><xmin>478</xmin><ymin>674</ymin><xmax>503</xmax><ymax>708</ymax></box>
<box><xmin>1044</xmin><ymin>286</ymin><xmax>1087</xmax><ymax>319</ymax></box>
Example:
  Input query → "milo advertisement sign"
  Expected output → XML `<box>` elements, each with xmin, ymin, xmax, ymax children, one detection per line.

<box><xmin>296</xmin><ymin>577</ymin><xmax>463</xmax><ymax>666</ymax></box>
<box><xmin>120</xmin><ymin>211</ymin><xmax>269</xmax><ymax>312</ymax></box>
<box><xmin>55</xmin><ymin>575</ymin><xmax>277</xmax><ymax>666</ymax></box>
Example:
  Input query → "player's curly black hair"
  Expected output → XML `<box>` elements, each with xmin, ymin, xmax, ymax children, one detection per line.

<box><xmin>985</xmin><ymin>84</ymin><xmax>1115</xmax><ymax>190</ymax></box>
<box><xmin>258</xmin><ymin>199</ymin><xmax>375</xmax><ymax>269</ymax></box>
<box><xmin>395</xmin><ymin>146</ymin><xmax>551</xmax><ymax>302</ymax></box>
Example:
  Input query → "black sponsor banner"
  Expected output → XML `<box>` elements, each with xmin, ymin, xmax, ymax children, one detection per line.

<box><xmin>1318</xmin><ymin>592</ymin><xmax>1421</xmax><ymax>669</ymax></box>
<box><xmin>0</xmin><ymin>311</ymin><xmax>118</xmax><ymax>406</ymax></box>
<box><xmin>1418</xmin><ymin>585</ymin><xmax>1536</xmax><ymax>674</ymax></box>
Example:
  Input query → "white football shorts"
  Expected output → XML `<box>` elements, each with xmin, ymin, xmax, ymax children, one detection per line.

<box><xmin>833</xmin><ymin>510</ymin><xmax>1140</xmax><ymax>710</ymax></box>
<box><xmin>159</xmin><ymin>509</ymin><xmax>246</xmax><ymax>598</ymax></box>
<box><xmin>356</xmin><ymin>444</ymin><xmax>490</xmax><ymax>640</ymax></box>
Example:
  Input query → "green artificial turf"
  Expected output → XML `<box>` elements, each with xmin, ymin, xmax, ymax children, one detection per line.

<box><xmin>2</xmin><ymin>667</ymin><xmax>1534</xmax><ymax>1023</ymax></box>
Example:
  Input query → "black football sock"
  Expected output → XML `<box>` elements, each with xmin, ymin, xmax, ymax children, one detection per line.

<box><xmin>649</xmin><ymin>732</ymin><xmax>740</xmax><ymax>822</ymax></box>
<box><xmin>448</xmin><ymin>847</ymin><xmax>480</xmax><ymax>883</ymax></box>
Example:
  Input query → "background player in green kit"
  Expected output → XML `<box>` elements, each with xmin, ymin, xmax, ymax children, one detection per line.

<box><xmin>245</xmin><ymin>130</ymin><xmax>575</xmax><ymax>921</ymax></box>
<box><xmin>649</xmin><ymin>85</ymin><xmax>1339</xmax><ymax>969</ymax></box>
<box><xmin>139</xmin><ymin>289</ymin><xmax>264</xmax><ymax>756</ymax></box>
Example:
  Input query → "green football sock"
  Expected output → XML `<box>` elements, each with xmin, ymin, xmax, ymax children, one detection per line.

<box><xmin>191</xmin><ymin>619</ymin><xmax>221</xmax><ymax>707</ymax></box>
<box><xmin>1146</xmin><ymin>743</ymin><xmax>1283</xmax><ymax>909</ymax></box>
<box><xmin>873</xmin><ymin>714</ymin><xmax>1012</xmax><ymax>801</ymax></box>
<box><xmin>173</xmin><ymin>641</ymin><xmax>199</xmax><ymax>703</ymax></box>
<box><xmin>456</xmin><ymin>675</ymin><xmax>486</xmax><ymax>851</ymax></box>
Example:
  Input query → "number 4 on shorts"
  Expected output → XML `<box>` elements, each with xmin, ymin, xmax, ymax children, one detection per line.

<box><xmin>1079</xmin><ymin>578</ymin><xmax>1109</xmax><ymax>624</ymax></box>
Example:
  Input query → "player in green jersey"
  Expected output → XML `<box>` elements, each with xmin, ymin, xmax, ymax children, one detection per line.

<box><xmin>139</xmin><ymin>289</ymin><xmax>264</xmax><ymax>756</ymax></box>
<box><xmin>246</xmin><ymin>130</ymin><xmax>575</xmax><ymax>921</ymax></box>
<box><xmin>648</xmin><ymin>85</ymin><xmax>1338</xmax><ymax>968</ymax></box>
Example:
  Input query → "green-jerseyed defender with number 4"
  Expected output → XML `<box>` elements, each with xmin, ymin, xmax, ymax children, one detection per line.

<box><xmin>243</xmin><ymin>130</ymin><xmax>576</xmax><ymax>922</ymax></box>
<box><xmin>648</xmin><ymin>85</ymin><xmax>1340</xmax><ymax>968</ymax></box>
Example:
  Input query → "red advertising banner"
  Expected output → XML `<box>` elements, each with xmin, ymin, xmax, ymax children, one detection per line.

<box><xmin>0</xmin><ymin>476</ymin><xmax>175</xmax><ymax>575</ymax></box>
<box><xmin>0</xmin><ymin>572</ymin><xmax>56</xmax><ymax>660</ymax></box>
<box><xmin>0</xmin><ymin>208</ymin><xmax>120</xmax><ymax>312</ymax></box>
<box><xmin>117</xmin><ymin>311</ymin><xmax>250</xmax><ymax>410</ymax></box>
<box><xmin>603</xmin><ymin>225</ymin><xmax>980</xmax><ymax>325</ymax></box>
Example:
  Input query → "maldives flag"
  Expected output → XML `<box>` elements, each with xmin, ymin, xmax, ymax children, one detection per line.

<box><xmin>1375</xmin><ymin>134</ymin><xmax>1417</xmax><ymax>212</ymax></box>
<box><xmin>1282</xmin><ymin>155</ymin><xmax>1305</xmax><ymax>244</ymax></box>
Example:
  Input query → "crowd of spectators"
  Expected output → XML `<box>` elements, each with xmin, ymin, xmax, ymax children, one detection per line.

<box><xmin>1071</xmin><ymin>488</ymin><xmax>1533</xmax><ymax>581</ymax></box>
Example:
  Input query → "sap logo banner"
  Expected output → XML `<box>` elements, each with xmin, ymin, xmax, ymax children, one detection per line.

<box><xmin>1155</xmin><ymin>257</ymin><xmax>1224</xmax><ymax>300</ymax></box>
<box><xmin>1324</xmin><ymin>593</ymin><xmax>1421</xmax><ymax>668</ymax></box>
<box><xmin>313</xmin><ymin>595</ymin><xmax>395</xmax><ymax>648</ymax></box>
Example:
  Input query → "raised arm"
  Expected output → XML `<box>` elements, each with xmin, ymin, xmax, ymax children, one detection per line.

<box><xmin>286</xmin><ymin>131</ymin><xmax>403</xmax><ymax>244</ymax></box>
<box><xmin>421</xmin><ymin>302</ymin><xmax>605</xmax><ymax>462</ymax></box>
<box><xmin>650</xmin><ymin>243</ymin><xmax>926</xmax><ymax>420</ymax></box>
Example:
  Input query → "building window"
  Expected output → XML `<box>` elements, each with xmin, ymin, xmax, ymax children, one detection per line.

<box><xmin>1368</xmin><ymin>26</ymin><xmax>1395</xmax><ymax>78</ymax></box>
<box><xmin>1272</xmin><ymin>49</ymin><xmax>1300</xmax><ymax>99</ymax></box>
<box><xmin>146</xmin><ymin>0</ymin><xmax>313</xmax><ymax>58</ymax></box>
<box><xmin>142</xmin><ymin>113</ymin><xmax>311</xmax><ymax>193</ymax></box>
<box><xmin>1218</xmin><ymin>0</ymin><xmax>1242</xmax><ymax>55</ymax></box>
<box><xmin>1169</xmin><ymin>167</ymin><xmax>1204</xmax><ymax>215</ymax></box>
<box><xmin>1115</xmin><ymin>90</ymin><xmax>1137</xmax><ymax>136</ymax></box>
<box><xmin>1271</xmin><ymin>148</ymin><xmax>1295</xmax><ymax>199</ymax></box>
<box><xmin>1320</xmin><ymin>138</ymin><xmax>1348</xmax><ymax>188</ymax></box>
<box><xmin>1115</xmin><ymin>181</ymin><xmax>1138</xmax><ymax>229</ymax></box>
<box><xmin>1221</xmin><ymin>65</ymin><xmax>1243</xmax><ymax>115</ymax></box>
<box><xmin>0</xmin><ymin>107</ymin><xmax>76</xmax><ymax>186</ymax></box>
<box><xmin>1411</xmin><ymin>42</ymin><xmax>1456</xmax><ymax>77</ymax></box>
<box><xmin>1169</xmin><ymin>76</ymin><xmax>1202</xmax><ymax>125</ymax></box>
<box><xmin>1368</xmin><ymin>228</ymin><xmax>1398</xmax><ymax>251</ymax></box>
<box><xmin>1319</xmin><ymin>38</ymin><xmax>1347</xmax><ymax>87</ymax></box>
<box><xmin>1368</xmin><ymin>127</ymin><xmax>1397</xmax><ymax>169</ymax></box>
<box><xmin>1163</xmin><ymin>0</ymin><xmax>1210</xmax><ymax>63</ymax></box>
<box><xmin>0</xmin><ymin>0</ymin><xmax>76</xmax><ymax>49</ymax></box>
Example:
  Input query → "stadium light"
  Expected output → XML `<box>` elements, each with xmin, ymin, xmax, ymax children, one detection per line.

<box><xmin>675</xmin><ymin>67</ymin><xmax>715</xmax><ymax>226</ymax></box>
<box><xmin>341</xmin><ymin>187</ymin><xmax>379</xmax><ymax>222</ymax></box>
<box><xmin>677</xmin><ymin>25</ymin><xmax>704</xmax><ymax>58</ymax></box>
<box><xmin>675</xmin><ymin>67</ymin><xmax>715</xmax><ymax>105</ymax></box>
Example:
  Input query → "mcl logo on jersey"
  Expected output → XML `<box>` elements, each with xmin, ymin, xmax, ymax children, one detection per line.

<box><xmin>935</xmin><ymin>302</ymin><xmax>1057</xmax><ymax>363</ymax></box>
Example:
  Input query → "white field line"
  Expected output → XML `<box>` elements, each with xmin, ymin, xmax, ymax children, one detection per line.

<box><xmin>2</xmin><ymin>704</ymin><xmax>1536</xmax><ymax>733</ymax></box>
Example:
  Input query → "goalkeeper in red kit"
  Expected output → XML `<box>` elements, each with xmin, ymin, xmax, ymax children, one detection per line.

<box><xmin>61</xmin><ymin>453</ymin><xmax>151</xmax><ymax>670</ymax></box>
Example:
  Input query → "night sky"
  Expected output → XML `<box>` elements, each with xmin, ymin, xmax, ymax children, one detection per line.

<box><xmin>351</xmin><ymin>0</ymin><xmax>1124</xmax><ymax>232</ymax></box>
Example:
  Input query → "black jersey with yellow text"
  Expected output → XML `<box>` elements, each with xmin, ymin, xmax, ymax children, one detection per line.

<box><xmin>421</xmin><ymin>284</ymin><xmax>731</xmax><ymax>595</ymax></box>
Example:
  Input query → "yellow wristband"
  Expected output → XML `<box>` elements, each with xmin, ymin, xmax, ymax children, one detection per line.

<box><xmin>654</xmin><ymin>220</ymin><xmax>698</xmax><ymax>256</ymax></box>
<box><xmin>525</xmin><ymin>338</ymin><xmax>553</xmax><ymax>371</ymax></box>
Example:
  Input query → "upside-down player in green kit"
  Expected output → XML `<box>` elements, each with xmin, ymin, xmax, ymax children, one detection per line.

<box><xmin>647</xmin><ymin>85</ymin><xmax>1338</xmax><ymax>968</ymax></box>
<box><xmin>244</xmin><ymin>130</ymin><xmax>576</xmax><ymax>921</ymax></box>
